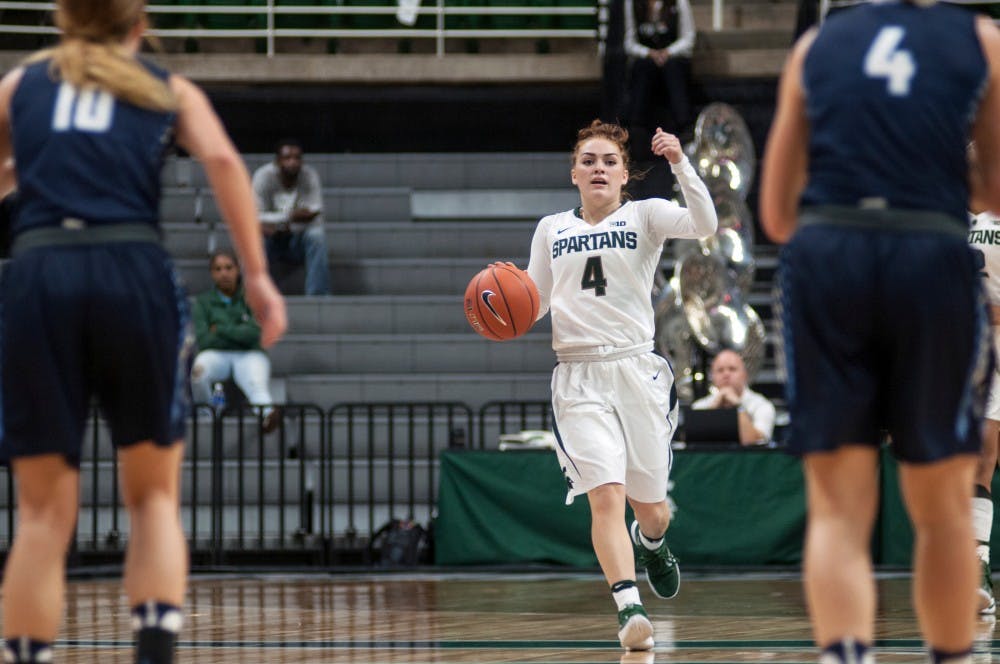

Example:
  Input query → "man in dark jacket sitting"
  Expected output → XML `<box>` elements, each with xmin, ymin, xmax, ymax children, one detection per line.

<box><xmin>191</xmin><ymin>249</ymin><xmax>281</xmax><ymax>433</ymax></box>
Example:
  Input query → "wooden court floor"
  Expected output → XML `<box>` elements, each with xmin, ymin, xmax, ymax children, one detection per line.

<box><xmin>12</xmin><ymin>571</ymin><xmax>1000</xmax><ymax>662</ymax></box>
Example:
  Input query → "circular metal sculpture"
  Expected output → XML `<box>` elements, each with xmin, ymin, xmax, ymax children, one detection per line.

<box><xmin>686</xmin><ymin>102</ymin><xmax>757</xmax><ymax>201</ymax></box>
<box><xmin>653</xmin><ymin>279</ymin><xmax>698</xmax><ymax>403</ymax></box>
<box><xmin>655</xmin><ymin>103</ymin><xmax>766</xmax><ymax>391</ymax></box>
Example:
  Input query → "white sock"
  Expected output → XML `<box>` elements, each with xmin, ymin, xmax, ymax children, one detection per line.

<box><xmin>973</xmin><ymin>496</ymin><xmax>994</xmax><ymax>546</ymax></box>
<box><xmin>631</xmin><ymin>521</ymin><xmax>664</xmax><ymax>551</ymax></box>
<box><xmin>612</xmin><ymin>583</ymin><xmax>642</xmax><ymax>611</ymax></box>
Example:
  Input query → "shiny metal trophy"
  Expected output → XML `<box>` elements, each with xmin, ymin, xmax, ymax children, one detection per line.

<box><xmin>655</xmin><ymin>103</ymin><xmax>766</xmax><ymax>394</ymax></box>
<box><xmin>653</xmin><ymin>278</ymin><xmax>698</xmax><ymax>402</ymax></box>
<box><xmin>685</xmin><ymin>102</ymin><xmax>756</xmax><ymax>200</ymax></box>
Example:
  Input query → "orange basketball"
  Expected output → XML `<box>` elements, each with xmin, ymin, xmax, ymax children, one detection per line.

<box><xmin>464</xmin><ymin>263</ymin><xmax>540</xmax><ymax>341</ymax></box>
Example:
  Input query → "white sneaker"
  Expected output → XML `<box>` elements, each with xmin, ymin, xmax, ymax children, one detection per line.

<box><xmin>617</xmin><ymin>604</ymin><xmax>654</xmax><ymax>651</ymax></box>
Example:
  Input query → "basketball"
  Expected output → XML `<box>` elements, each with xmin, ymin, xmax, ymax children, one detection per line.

<box><xmin>464</xmin><ymin>263</ymin><xmax>540</xmax><ymax>341</ymax></box>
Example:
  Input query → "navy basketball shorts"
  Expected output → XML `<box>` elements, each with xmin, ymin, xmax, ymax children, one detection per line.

<box><xmin>0</xmin><ymin>242</ymin><xmax>194</xmax><ymax>467</ymax></box>
<box><xmin>777</xmin><ymin>224</ymin><xmax>990</xmax><ymax>462</ymax></box>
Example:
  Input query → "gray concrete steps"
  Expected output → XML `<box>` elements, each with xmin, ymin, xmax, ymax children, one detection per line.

<box><xmin>160</xmin><ymin>186</ymin><xmax>574</xmax><ymax>224</ymax></box>
<box><xmin>82</xmin><ymin>408</ymin><xmax>462</xmax><ymax>460</ymax></box>
<box><xmin>411</xmin><ymin>189</ymin><xmax>579</xmax><ymax>220</ymax></box>
<box><xmin>161</xmin><ymin>186</ymin><xmax>412</xmax><ymax>224</ymax></box>
<box><xmin>175</xmin><ymin>256</ymin><xmax>531</xmax><ymax>294</ymax></box>
<box><xmin>270</xmin><ymin>331</ymin><xmax>554</xmax><ymax>374</ymax></box>
<box><xmin>162</xmin><ymin>153</ymin><xmax>572</xmax><ymax>190</ymax></box>
<box><xmin>285</xmin><ymin>295</ymin><xmax>551</xmax><ymax>334</ymax></box>
<box><xmin>177</xmin><ymin>254</ymin><xmax>778</xmax><ymax>295</ymax></box>
<box><xmin>285</xmin><ymin>372</ymin><xmax>553</xmax><ymax>409</ymax></box>
<box><xmin>163</xmin><ymin>220</ymin><xmax>537</xmax><ymax>259</ymax></box>
<box><xmin>75</xmin><ymin>458</ymin><xmax>436</xmax><ymax>505</ymax></box>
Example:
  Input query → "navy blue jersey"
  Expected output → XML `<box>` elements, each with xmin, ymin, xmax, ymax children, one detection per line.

<box><xmin>9</xmin><ymin>60</ymin><xmax>176</xmax><ymax>235</ymax></box>
<box><xmin>801</xmin><ymin>1</ymin><xmax>986</xmax><ymax>224</ymax></box>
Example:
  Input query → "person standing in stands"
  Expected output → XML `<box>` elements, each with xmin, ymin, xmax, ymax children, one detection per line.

<box><xmin>0</xmin><ymin>1</ymin><xmax>287</xmax><ymax>663</ymax></box>
<box><xmin>526</xmin><ymin>119</ymin><xmax>717</xmax><ymax>651</ymax></box>
<box><xmin>624</xmin><ymin>0</ymin><xmax>696</xmax><ymax>139</ymax></box>
<box><xmin>760</xmin><ymin>1</ymin><xmax>1000</xmax><ymax>662</ymax></box>
<box><xmin>253</xmin><ymin>138</ymin><xmax>331</xmax><ymax>296</ymax></box>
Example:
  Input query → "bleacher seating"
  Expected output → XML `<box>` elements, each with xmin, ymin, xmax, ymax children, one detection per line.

<box><xmin>161</xmin><ymin>151</ymin><xmax>784</xmax><ymax>411</ymax></box>
<box><xmin>0</xmin><ymin>1</ymin><xmax>797</xmax><ymax>550</ymax></box>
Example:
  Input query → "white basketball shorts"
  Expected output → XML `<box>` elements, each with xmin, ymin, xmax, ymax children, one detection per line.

<box><xmin>550</xmin><ymin>351</ymin><xmax>678</xmax><ymax>505</ymax></box>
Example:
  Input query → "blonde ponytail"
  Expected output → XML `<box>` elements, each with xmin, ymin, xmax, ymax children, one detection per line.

<box><xmin>25</xmin><ymin>0</ymin><xmax>177</xmax><ymax>113</ymax></box>
<box><xmin>26</xmin><ymin>40</ymin><xmax>176</xmax><ymax>113</ymax></box>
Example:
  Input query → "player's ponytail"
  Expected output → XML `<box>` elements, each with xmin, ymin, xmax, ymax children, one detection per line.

<box><xmin>26</xmin><ymin>0</ymin><xmax>176</xmax><ymax>113</ymax></box>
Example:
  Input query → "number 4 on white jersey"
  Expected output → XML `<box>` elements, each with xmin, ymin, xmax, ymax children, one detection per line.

<box><xmin>864</xmin><ymin>26</ymin><xmax>916</xmax><ymax>96</ymax></box>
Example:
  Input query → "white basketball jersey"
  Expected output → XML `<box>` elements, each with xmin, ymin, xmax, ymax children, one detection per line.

<box><xmin>970</xmin><ymin>211</ymin><xmax>1000</xmax><ymax>306</ymax></box>
<box><xmin>527</xmin><ymin>157</ymin><xmax>717</xmax><ymax>359</ymax></box>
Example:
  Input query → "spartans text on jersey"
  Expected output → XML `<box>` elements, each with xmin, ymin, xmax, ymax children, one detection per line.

<box><xmin>552</xmin><ymin>230</ymin><xmax>638</xmax><ymax>258</ymax></box>
<box><xmin>970</xmin><ymin>229</ymin><xmax>1000</xmax><ymax>245</ymax></box>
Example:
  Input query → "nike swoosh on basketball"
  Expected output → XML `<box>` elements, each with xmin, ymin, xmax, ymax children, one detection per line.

<box><xmin>480</xmin><ymin>290</ymin><xmax>508</xmax><ymax>325</ymax></box>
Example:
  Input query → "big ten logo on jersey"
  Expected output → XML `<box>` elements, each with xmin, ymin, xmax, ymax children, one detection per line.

<box><xmin>53</xmin><ymin>82</ymin><xmax>115</xmax><ymax>133</ymax></box>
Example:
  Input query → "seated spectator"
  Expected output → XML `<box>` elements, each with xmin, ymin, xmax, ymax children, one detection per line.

<box><xmin>624</xmin><ymin>0</ymin><xmax>696</xmax><ymax>139</ymax></box>
<box><xmin>691</xmin><ymin>349</ymin><xmax>775</xmax><ymax>445</ymax></box>
<box><xmin>191</xmin><ymin>249</ymin><xmax>281</xmax><ymax>433</ymax></box>
<box><xmin>252</xmin><ymin>139</ymin><xmax>330</xmax><ymax>296</ymax></box>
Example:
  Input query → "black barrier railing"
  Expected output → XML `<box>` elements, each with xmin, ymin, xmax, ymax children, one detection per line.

<box><xmin>1</xmin><ymin>398</ymin><xmax>771</xmax><ymax>567</ymax></box>
<box><xmin>326</xmin><ymin>402</ymin><xmax>473</xmax><ymax>560</ymax></box>
<box><xmin>478</xmin><ymin>400</ymin><xmax>553</xmax><ymax>449</ymax></box>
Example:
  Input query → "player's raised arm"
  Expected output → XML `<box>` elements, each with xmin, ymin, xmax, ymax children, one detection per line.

<box><xmin>645</xmin><ymin>128</ymin><xmax>717</xmax><ymax>240</ymax></box>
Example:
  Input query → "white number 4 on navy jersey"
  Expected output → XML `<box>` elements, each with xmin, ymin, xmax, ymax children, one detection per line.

<box><xmin>863</xmin><ymin>26</ymin><xmax>916</xmax><ymax>96</ymax></box>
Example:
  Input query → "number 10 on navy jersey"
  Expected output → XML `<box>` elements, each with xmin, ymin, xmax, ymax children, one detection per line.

<box><xmin>53</xmin><ymin>82</ymin><xmax>115</xmax><ymax>133</ymax></box>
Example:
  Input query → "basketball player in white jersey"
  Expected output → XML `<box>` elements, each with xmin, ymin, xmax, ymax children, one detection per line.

<box><xmin>526</xmin><ymin>119</ymin><xmax>717</xmax><ymax>650</ymax></box>
<box><xmin>969</xmin><ymin>144</ymin><xmax>1000</xmax><ymax>618</ymax></box>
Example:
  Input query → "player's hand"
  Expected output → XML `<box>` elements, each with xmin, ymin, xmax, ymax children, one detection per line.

<box><xmin>651</xmin><ymin>128</ymin><xmax>684</xmax><ymax>165</ymax></box>
<box><xmin>651</xmin><ymin>48</ymin><xmax>669</xmax><ymax>67</ymax></box>
<box><xmin>493</xmin><ymin>261</ymin><xmax>519</xmax><ymax>270</ymax></box>
<box><xmin>242</xmin><ymin>272</ymin><xmax>288</xmax><ymax>349</ymax></box>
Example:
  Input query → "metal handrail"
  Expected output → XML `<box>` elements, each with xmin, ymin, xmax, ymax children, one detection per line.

<box><xmin>0</xmin><ymin>0</ymin><xmax>600</xmax><ymax>56</ymax></box>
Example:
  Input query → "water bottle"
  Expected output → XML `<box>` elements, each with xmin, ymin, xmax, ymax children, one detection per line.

<box><xmin>211</xmin><ymin>382</ymin><xmax>226</xmax><ymax>412</ymax></box>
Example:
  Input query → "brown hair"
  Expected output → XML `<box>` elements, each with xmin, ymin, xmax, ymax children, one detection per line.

<box><xmin>571</xmin><ymin>119</ymin><xmax>631</xmax><ymax>173</ymax></box>
<box><xmin>25</xmin><ymin>0</ymin><xmax>176</xmax><ymax>112</ymax></box>
<box><xmin>209</xmin><ymin>248</ymin><xmax>239</xmax><ymax>270</ymax></box>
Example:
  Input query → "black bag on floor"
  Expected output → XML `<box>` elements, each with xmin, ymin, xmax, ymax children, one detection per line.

<box><xmin>369</xmin><ymin>518</ymin><xmax>428</xmax><ymax>567</ymax></box>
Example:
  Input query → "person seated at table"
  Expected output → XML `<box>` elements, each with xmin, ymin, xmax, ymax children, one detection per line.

<box><xmin>691</xmin><ymin>349</ymin><xmax>775</xmax><ymax>445</ymax></box>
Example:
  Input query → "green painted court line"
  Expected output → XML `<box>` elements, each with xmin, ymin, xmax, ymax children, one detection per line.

<box><xmin>55</xmin><ymin>638</ymin><xmax>1000</xmax><ymax>652</ymax></box>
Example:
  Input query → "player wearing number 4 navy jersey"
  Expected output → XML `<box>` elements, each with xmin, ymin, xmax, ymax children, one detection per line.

<box><xmin>0</xmin><ymin>1</ymin><xmax>286</xmax><ymax>663</ymax></box>
<box><xmin>526</xmin><ymin>120</ymin><xmax>717</xmax><ymax>651</ymax></box>
<box><xmin>760</xmin><ymin>1</ymin><xmax>1000</xmax><ymax>663</ymax></box>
